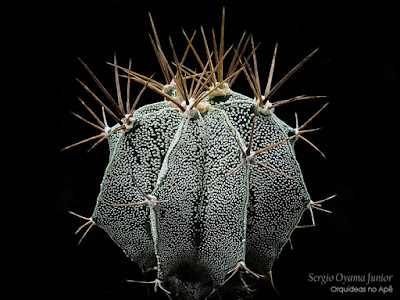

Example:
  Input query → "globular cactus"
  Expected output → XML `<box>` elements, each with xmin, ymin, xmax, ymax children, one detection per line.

<box><xmin>64</xmin><ymin>9</ymin><xmax>334</xmax><ymax>300</ymax></box>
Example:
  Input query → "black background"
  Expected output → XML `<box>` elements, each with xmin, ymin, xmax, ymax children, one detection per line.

<box><xmin>12</xmin><ymin>0</ymin><xmax>399</xmax><ymax>299</ymax></box>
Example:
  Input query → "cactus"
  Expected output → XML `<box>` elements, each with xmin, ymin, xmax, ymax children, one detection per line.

<box><xmin>64</xmin><ymin>9</ymin><xmax>333</xmax><ymax>300</ymax></box>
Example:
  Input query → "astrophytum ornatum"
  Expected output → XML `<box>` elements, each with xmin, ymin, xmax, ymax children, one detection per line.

<box><xmin>64</xmin><ymin>9</ymin><xmax>334</xmax><ymax>300</ymax></box>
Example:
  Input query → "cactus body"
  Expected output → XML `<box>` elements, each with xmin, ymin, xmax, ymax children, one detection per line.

<box><xmin>66</xmin><ymin>11</ymin><xmax>332</xmax><ymax>300</ymax></box>
<box><xmin>86</xmin><ymin>91</ymin><xmax>309</xmax><ymax>298</ymax></box>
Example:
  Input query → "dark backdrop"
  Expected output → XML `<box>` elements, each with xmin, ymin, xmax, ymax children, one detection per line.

<box><xmin>13</xmin><ymin>1</ymin><xmax>399</xmax><ymax>299</ymax></box>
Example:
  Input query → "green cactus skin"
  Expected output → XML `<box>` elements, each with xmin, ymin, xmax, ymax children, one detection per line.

<box><xmin>65</xmin><ymin>11</ymin><xmax>332</xmax><ymax>300</ymax></box>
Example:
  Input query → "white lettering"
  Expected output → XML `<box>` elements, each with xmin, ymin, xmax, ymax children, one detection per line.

<box><xmin>378</xmin><ymin>285</ymin><xmax>393</xmax><ymax>294</ymax></box>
